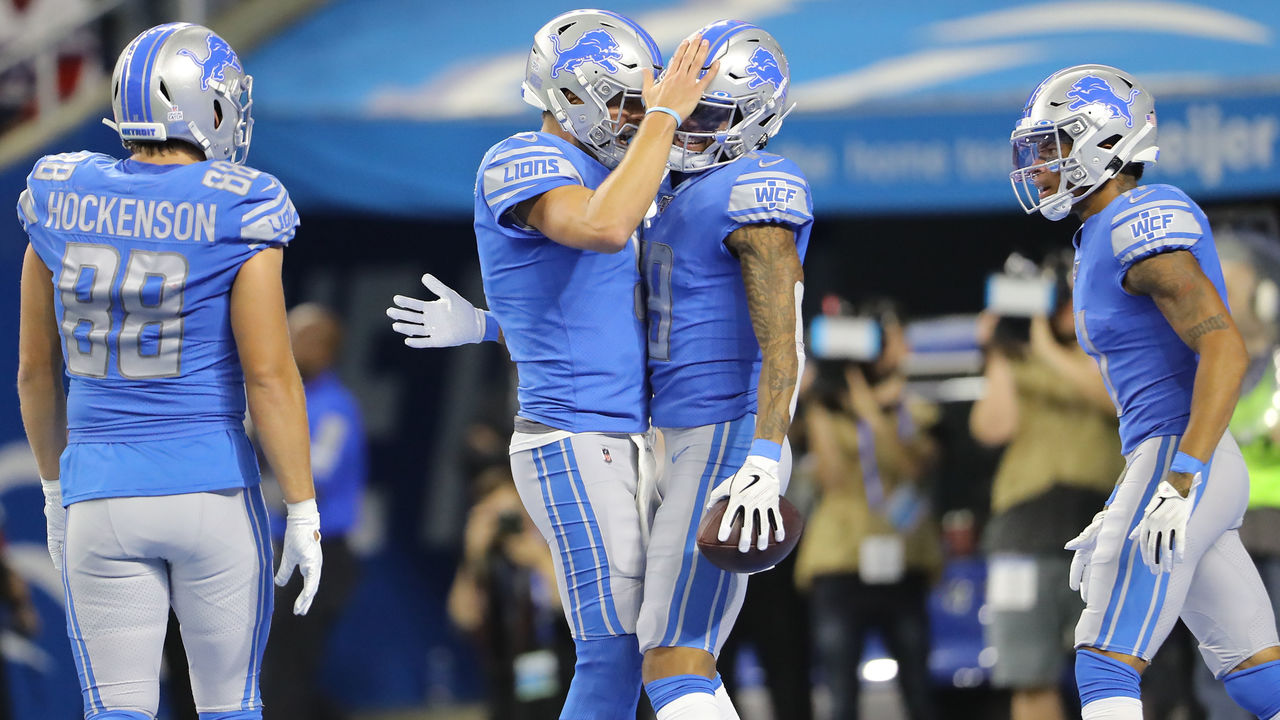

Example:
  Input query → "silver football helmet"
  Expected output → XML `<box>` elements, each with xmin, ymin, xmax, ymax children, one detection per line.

<box><xmin>666</xmin><ymin>20</ymin><xmax>794</xmax><ymax>173</ymax></box>
<box><xmin>105</xmin><ymin>23</ymin><xmax>253</xmax><ymax>163</ymax></box>
<box><xmin>521</xmin><ymin>9</ymin><xmax>661</xmax><ymax>168</ymax></box>
<box><xmin>1011</xmin><ymin>64</ymin><xmax>1158</xmax><ymax>221</ymax></box>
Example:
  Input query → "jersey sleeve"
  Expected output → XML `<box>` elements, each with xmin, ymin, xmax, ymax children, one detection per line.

<box><xmin>725</xmin><ymin>155</ymin><xmax>814</xmax><ymax>234</ymax></box>
<box><xmin>1109</xmin><ymin>185</ymin><xmax>1205</xmax><ymax>277</ymax></box>
<box><xmin>233</xmin><ymin>170</ymin><xmax>299</xmax><ymax>248</ymax></box>
<box><xmin>18</xmin><ymin>152</ymin><xmax>97</xmax><ymax>250</ymax></box>
<box><xmin>479</xmin><ymin>135</ymin><xmax>584</xmax><ymax>222</ymax></box>
<box><xmin>16</xmin><ymin>187</ymin><xmax>37</xmax><ymax>233</ymax></box>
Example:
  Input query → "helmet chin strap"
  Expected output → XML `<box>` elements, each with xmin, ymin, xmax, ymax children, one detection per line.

<box><xmin>1040</xmin><ymin>193</ymin><xmax>1073</xmax><ymax>221</ymax></box>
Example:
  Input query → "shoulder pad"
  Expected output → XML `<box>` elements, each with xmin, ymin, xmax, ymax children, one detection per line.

<box><xmin>28</xmin><ymin>151</ymin><xmax>99</xmax><ymax>184</ymax></box>
<box><xmin>481</xmin><ymin>135</ymin><xmax>583</xmax><ymax>210</ymax></box>
<box><xmin>1109</xmin><ymin>185</ymin><xmax>1204</xmax><ymax>266</ymax></box>
<box><xmin>237</xmin><ymin>171</ymin><xmax>298</xmax><ymax>247</ymax></box>
<box><xmin>727</xmin><ymin>155</ymin><xmax>813</xmax><ymax>226</ymax></box>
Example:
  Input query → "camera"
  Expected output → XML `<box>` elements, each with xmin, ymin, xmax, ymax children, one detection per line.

<box><xmin>985</xmin><ymin>273</ymin><xmax>1056</xmax><ymax>317</ymax></box>
<box><xmin>809</xmin><ymin>315</ymin><xmax>881</xmax><ymax>362</ymax></box>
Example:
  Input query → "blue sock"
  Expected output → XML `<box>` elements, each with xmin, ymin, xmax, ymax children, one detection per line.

<box><xmin>644</xmin><ymin>674</ymin><xmax>716</xmax><ymax>713</ymax></box>
<box><xmin>1225</xmin><ymin>659</ymin><xmax>1280</xmax><ymax>719</ymax></box>
<box><xmin>198</xmin><ymin>712</ymin><xmax>262</xmax><ymax>720</ymax></box>
<box><xmin>86</xmin><ymin>713</ymin><xmax>151</xmax><ymax>719</ymax></box>
<box><xmin>1076</xmin><ymin>649</ymin><xmax>1142</xmax><ymax>707</ymax></box>
<box><xmin>561</xmin><ymin>635</ymin><xmax>641</xmax><ymax>720</ymax></box>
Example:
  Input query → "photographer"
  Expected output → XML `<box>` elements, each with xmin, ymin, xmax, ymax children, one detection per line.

<box><xmin>447</xmin><ymin>465</ymin><xmax>573</xmax><ymax>720</ymax></box>
<box><xmin>796</xmin><ymin>298</ymin><xmax>943</xmax><ymax>720</ymax></box>
<box><xmin>969</xmin><ymin>252</ymin><xmax>1123</xmax><ymax>720</ymax></box>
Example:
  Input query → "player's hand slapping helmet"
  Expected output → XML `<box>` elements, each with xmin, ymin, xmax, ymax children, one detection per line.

<box><xmin>1065</xmin><ymin>509</ymin><xmax>1106</xmax><ymax>601</ymax></box>
<box><xmin>275</xmin><ymin>499</ymin><xmax>323</xmax><ymax>615</ymax></box>
<box><xmin>707</xmin><ymin>454</ymin><xmax>785</xmax><ymax>553</ymax></box>
<box><xmin>41</xmin><ymin>479</ymin><xmax>64</xmax><ymax>573</ymax></box>
<box><xmin>1130</xmin><ymin>451</ymin><xmax>1204</xmax><ymax>574</ymax></box>
<box><xmin>642</xmin><ymin>34</ymin><xmax>719</xmax><ymax>128</ymax></box>
<box><xmin>386</xmin><ymin>274</ymin><xmax>496</xmax><ymax>348</ymax></box>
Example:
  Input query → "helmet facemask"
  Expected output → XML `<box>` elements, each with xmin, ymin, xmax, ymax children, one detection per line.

<box><xmin>545</xmin><ymin>75</ymin><xmax>645</xmax><ymax>169</ymax></box>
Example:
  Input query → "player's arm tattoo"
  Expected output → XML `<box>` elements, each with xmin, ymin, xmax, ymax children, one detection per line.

<box><xmin>1123</xmin><ymin>250</ymin><xmax>1236</xmax><ymax>352</ymax></box>
<box><xmin>725</xmin><ymin>223</ymin><xmax>804</xmax><ymax>444</ymax></box>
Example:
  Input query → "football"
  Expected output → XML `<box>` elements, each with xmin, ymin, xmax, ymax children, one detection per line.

<box><xmin>696</xmin><ymin>497</ymin><xmax>804</xmax><ymax>574</ymax></box>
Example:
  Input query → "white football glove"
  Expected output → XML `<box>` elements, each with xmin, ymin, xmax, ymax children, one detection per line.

<box><xmin>275</xmin><ymin>499</ymin><xmax>323</xmax><ymax>615</ymax></box>
<box><xmin>1129</xmin><ymin>480</ymin><xmax>1194</xmax><ymax>574</ymax></box>
<box><xmin>1065</xmin><ymin>510</ymin><xmax>1106</xmax><ymax>601</ymax></box>
<box><xmin>41</xmin><ymin>478</ymin><xmax>64</xmax><ymax>574</ymax></box>
<box><xmin>707</xmin><ymin>455</ymin><xmax>784</xmax><ymax>553</ymax></box>
<box><xmin>386</xmin><ymin>274</ymin><xmax>493</xmax><ymax>348</ymax></box>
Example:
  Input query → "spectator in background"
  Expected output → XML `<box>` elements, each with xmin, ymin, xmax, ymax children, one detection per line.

<box><xmin>969</xmin><ymin>251</ymin><xmax>1124</xmax><ymax>720</ymax></box>
<box><xmin>1193</xmin><ymin>225</ymin><xmax>1280</xmax><ymax>720</ymax></box>
<box><xmin>796</xmin><ymin>298</ymin><xmax>943</xmax><ymax>720</ymax></box>
<box><xmin>447</xmin><ymin>465</ymin><xmax>574</xmax><ymax>720</ymax></box>
<box><xmin>261</xmin><ymin>303</ymin><xmax>368</xmax><ymax>720</ymax></box>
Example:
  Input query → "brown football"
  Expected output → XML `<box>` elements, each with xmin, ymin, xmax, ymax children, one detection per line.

<box><xmin>696</xmin><ymin>497</ymin><xmax>804</xmax><ymax>574</ymax></box>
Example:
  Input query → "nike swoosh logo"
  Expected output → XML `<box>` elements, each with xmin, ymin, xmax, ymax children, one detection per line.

<box><xmin>672</xmin><ymin>446</ymin><xmax>692</xmax><ymax>464</ymax></box>
<box><xmin>1128</xmin><ymin>189</ymin><xmax>1156</xmax><ymax>203</ymax></box>
<box><xmin>758</xmin><ymin>157</ymin><xmax>785</xmax><ymax>168</ymax></box>
<box><xmin>740</xmin><ymin>474</ymin><xmax>761</xmax><ymax>491</ymax></box>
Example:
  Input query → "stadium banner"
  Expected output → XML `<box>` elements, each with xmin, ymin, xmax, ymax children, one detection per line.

<box><xmin>248</xmin><ymin>90</ymin><xmax>1280</xmax><ymax>218</ymax></box>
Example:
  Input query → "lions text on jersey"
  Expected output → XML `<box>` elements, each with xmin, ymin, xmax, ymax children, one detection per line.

<box><xmin>18</xmin><ymin>151</ymin><xmax>297</xmax><ymax>503</ymax></box>
<box><xmin>474</xmin><ymin>131</ymin><xmax>648</xmax><ymax>434</ymax></box>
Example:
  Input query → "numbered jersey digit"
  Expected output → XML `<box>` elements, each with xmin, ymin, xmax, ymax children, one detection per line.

<box><xmin>643</xmin><ymin>241</ymin><xmax>674</xmax><ymax>361</ymax></box>
<box><xmin>57</xmin><ymin>244</ymin><xmax>188</xmax><ymax>379</ymax></box>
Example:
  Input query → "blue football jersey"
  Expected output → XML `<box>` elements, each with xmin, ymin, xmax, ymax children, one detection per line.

<box><xmin>1073</xmin><ymin>183</ymin><xmax>1227</xmax><ymax>454</ymax></box>
<box><xmin>473</xmin><ymin>132</ymin><xmax>647</xmax><ymax>433</ymax></box>
<box><xmin>17</xmin><ymin>151</ymin><xmax>297</xmax><ymax>502</ymax></box>
<box><xmin>641</xmin><ymin>151</ymin><xmax>813</xmax><ymax>428</ymax></box>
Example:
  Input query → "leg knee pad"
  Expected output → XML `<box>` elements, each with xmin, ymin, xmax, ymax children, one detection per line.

<box><xmin>1224</xmin><ymin>659</ymin><xmax>1280</xmax><ymax>720</ymax></box>
<box><xmin>561</xmin><ymin>634</ymin><xmax>642</xmax><ymax>719</ymax></box>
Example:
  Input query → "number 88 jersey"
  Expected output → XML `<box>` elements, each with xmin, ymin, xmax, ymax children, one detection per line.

<box><xmin>17</xmin><ymin>151</ymin><xmax>297</xmax><ymax>447</ymax></box>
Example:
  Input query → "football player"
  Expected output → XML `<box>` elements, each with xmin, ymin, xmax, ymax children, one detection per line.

<box><xmin>1013</xmin><ymin>64</ymin><xmax>1280</xmax><ymax>720</ymax></box>
<box><xmin>16</xmin><ymin>23</ymin><xmax>321</xmax><ymax>720</ymax></box>
<box><xmin>386</xmin><ymin>9</ymin><xmax>714</xmax><ymax>718</ymax></box>
<box><xmin>633</xmin><ymin>21</ymin><xmax>811</xmax><ymax>719</ymax></box>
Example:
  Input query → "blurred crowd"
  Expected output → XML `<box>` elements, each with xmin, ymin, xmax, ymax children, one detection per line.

<box><xmin>0</xmin><ymin>0</ymin><xmax>242</xmax><ymax>133</ymax></box>
<box><xmin>446</xmin><ymin>215</ymin><xmax>1280</xmax><ymax>720</ymax></box>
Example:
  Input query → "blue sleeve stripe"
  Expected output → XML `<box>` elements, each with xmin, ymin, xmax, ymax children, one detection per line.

<box><xmin>485</xmin><ymin>175</ymin><xmax>554</xmax><ymax>201</ymax></box>
<box><xmin>1112</xmin><ymin>200</ymin><xmax>1192</xmax><ymax>227</ymax></box>
<box><xmin>733</xmin><ymin>171</ymin><xmax>806</xmax><ymax>187</ymax></box>
<box><xmin>1115</xmin><ymin>230</ymin><xmax>1202</xmax><ymax>256</ymax></box>
<box><xmin>491</xmin><ymin>144</ymin><xmax>566</xmax><ymax>164</ymax></box>
<box><xmin>486</xmin><ymin>175</ymin><xmax>577</xmax><ymax>207</ymax></box>
<box><xmin>1119</xmin><ymin>237</ymin><xmax>1199</xmax><ymax>265</ymax></box>
<box><xmin>727</xmin><ymin>208</ymin><xmax>812</xmax><ymax>225</ymax></box>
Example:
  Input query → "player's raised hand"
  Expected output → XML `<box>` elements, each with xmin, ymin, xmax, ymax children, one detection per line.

<box><xmin>387</xmin><ymin>274</ymin><xmax>495</xmax><ymax>348</ymax></box>
<box><xmin>275</xmin><ymin>498</ymin><xmax>323</xmax><ymax>615</ymax></box>
<box><xmin>1065</xmin><ymin>509</ymin><xmax>1106</xmax><ymax>601</ymax></box>
<box><xmin>643</xmin><ymin>35</ymin><xmax>720</xmax><ymax>126</ymax></box>
<box><xmin>707</xmin><ymin>454</ymin><xmax>784</xmax><ymax>553</ymax></box>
